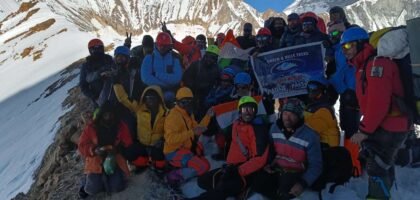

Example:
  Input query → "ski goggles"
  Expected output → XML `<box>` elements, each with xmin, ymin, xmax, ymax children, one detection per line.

<box><xmin>342</xmin><ymin>42</ymin><xmax>356</xmax><ymax>50</ymax></box>
<box><xmin>240</xmin><ymin>106</ymin><xmax>256</xmax><ymax>114</ymax></box>
<box><xmin>256</xmin><ymin>36</ymin><xmax>270</xmax><ymax>42</ymax></box>
<box><xmin>178</xmin><ymin>98</ymin><xmax>193</xmax><ymax>106</ymax></box>
<box><xmin>329</xmin><ymin>30</ymin><xmax>341</xmax><ymax>38</ymax></box>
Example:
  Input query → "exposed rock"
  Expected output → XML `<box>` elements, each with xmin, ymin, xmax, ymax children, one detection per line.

<box><xmin>13</xmin><ymin>59</ymin><xmax>174</xmax><ymax>200</ymax></box>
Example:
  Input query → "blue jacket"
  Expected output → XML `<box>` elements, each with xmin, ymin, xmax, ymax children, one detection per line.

<box><xmin>270</xmin><ymin>122</ymin><xmax>323</xmax><ymax>186</ymax></box>
<box><xmin>140</xmin><ymin>49</ymin><xmax>182</xmax><ymax>91</ymax></box>
<box><xmin>329</xmin><ymin>44</ymin><xmax>356</xmax><ymax>94</ymax></box>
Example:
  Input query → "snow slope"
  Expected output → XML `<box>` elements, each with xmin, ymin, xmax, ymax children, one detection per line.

<box><xmin>0</xmin><ymin>2</ymin><xmax>91</xmax><ymax>199</ymax></box>
<box><xmin>0</xmin><ymin>0</ymin><xmax>19</xmax><ymax>19</ymax></box>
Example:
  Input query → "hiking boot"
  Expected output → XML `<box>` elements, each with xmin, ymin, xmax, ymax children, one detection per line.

<box><xmin>166</xmin><ymin>169</ymin><xmax>184</xmax><ymax>186</ymax></box>
<box><xmin>78</xmin><ymin>186</ymin><xmax>89</xmax><ymax>199</ymax></box>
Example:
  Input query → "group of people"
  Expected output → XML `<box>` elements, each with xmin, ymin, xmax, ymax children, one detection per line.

<box><xmin>77</xmin><ymin>5</ymin><xmax>419</xmax><ymax>200</ymax></box>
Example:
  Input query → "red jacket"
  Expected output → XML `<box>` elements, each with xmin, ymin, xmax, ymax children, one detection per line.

<box><xmin>78</xmin><ymin>121</ymin><xmax>133</xmax><ymax>175</ymax></box>
<box><xmin>227</xmin><ymin>118</ymin><xmax>269</xmax><ymax>177</ymax></box>
<box><xmin>173</xmin><ymin>40</ymin><xmax>202</xmax><ymax>69</ymax></box>
<box><xmin>349</xmin><ymin>44</ymin><xmax>410</xmax><ymax>134</ymax></box>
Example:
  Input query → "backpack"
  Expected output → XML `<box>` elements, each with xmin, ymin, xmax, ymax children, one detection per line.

<box><xmin>312</xmin><ymin>147</ymin><xmax>353</xmax><ymax>197</ymax></box>
<box><xmin>371</xmin><ymin>26</ymin><xmax>420</xmax><ymax>125</ymax></box>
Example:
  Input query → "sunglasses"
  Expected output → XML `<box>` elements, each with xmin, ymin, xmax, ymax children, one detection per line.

<box><xmin>244</xmin><ymin>29</ymin><xmax>252</xmax><ymax>32</ymax></box>
<box><xmin>144</xmin><ymin>95</ymin><xmax>159</xmax><ymax>101</ymax></box>
<box><xmin>240</xmin><ymin>106</ymin><xmax>255</xmax><ymax>114</ymax></box>
<box><xmin>342</xmin><ymin>42</ymin><xmax>355</xmax><ymax>50</ymax></box>
<box><xmin>178</xmin><ymin>99</ymin><xmax>193</xmax><ymax>105</ymax></box>
<box><xmin>302</xmin><ymin>21</ymin><xmax>314</xmax><ymax>27</ymax></box>
<box><xmin>256</xmin><ymin>36</ymin><xmax>270</xmax><ymax>42</ymax></box>
<box><xmin>329</xmin><ymin>30</ymin><xmax>341</xmax><ymax>37</ymax></box>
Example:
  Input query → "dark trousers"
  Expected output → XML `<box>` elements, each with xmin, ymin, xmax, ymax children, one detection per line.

<box><xmin>84</xmin><ymin>168</ymin><xmax>126</xmax><ymax>195</ymax></box>
<box><xmin>252</xmin><ymin>170</ymin><xmax>301</xmax><ymax>200</ymax></box>
<box><xmin>195</xmin><ymin>168</ymin><xmax>248</xmax><ymax>200</ymax></box>
<box><xmin>361</xmin><ymin>128</ymin><xmax>408</xmax><ymax>199</ymax></box>
<box><xmin>122</xmin><ymin>141</ymin><xmax>165</xmax><ymax>168</ymax></box>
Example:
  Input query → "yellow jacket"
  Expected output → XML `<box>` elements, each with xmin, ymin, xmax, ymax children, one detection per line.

<box><xmin>163</xmin><ymin>105</ymin><xmax>211</xmax><ymax>154</ymax></box>
<box><xmin>114</xmin><ymin>84</ymin><xmax>167</xmax><ymax>146</ymax></box>
<box><xmin>304</xmin><ymin>107</ymin><xmax>340</xmax><ymax>147</ymax></box>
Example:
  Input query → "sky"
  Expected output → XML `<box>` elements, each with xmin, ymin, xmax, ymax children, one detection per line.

<box><xmin>245</xmin><ymin>0</ymin><xmax>294</xmax><ymax>12</ymax></box>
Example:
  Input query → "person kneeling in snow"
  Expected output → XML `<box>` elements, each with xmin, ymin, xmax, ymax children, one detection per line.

<box><xmin>163</xmin><ymin>87</ymin><xmax>214</xmax><ymax>185</ymax></box>
<box><xmin>253</xmin><ymin>98</ymin><xmax>322</xmax><ymax>200</ymax></box>
<box><xmin>78</xmin><ymin>102</ymin><xmax>132</xmax><ymax>197</ymax></box>
<box><xmin>193</xmin><ymin>96</ymin><xmax>270</xmax><ymax>200</ymax></box>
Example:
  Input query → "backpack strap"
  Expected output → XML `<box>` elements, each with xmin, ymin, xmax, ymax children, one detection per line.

<box><xmin>235</xmin><ymin>125</ymin><xmax>250</xmax><ymax>159</ymax></box>
<box><xmin>361</xmin><ymin>54</ymin><xmax>376</xmax><ymax>95</ymax></box>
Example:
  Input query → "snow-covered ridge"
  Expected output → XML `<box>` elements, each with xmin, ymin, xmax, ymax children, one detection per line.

<box><xmin>42</xmin><ymin>0</ymin><xmax>266</xmax><ymax>38</ymax></box>
<box><xmin>284</xmin><ymin>0</ymin><xmax>420</xmax><ymax>31</ymax></box>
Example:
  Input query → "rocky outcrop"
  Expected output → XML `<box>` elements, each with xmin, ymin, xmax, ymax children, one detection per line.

<box><xmin>12</xmin><ymin>59</ymin><xmax>174</xmax><ymax>200</ymax></box>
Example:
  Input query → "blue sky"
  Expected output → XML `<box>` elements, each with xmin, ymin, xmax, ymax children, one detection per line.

<box><xmin>245</xmin><ymin>0</ymin><xmax>294</xmax><ymax>12</ymax></box>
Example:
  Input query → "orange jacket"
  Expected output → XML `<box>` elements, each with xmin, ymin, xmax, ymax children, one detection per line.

<box><xmin>78</xmin><ymin>122</ymin><xmax>132</xmax><ymax>176</ymax></box>
<box><xmin>173</xmin><ymin>40</ymin><xmax>202</xmax><ymax>69</ymax></box>
<box><xmin>227</xmin><ymin>118</ymin><xmax>269</xmax><ymax>177</ymax></box>
<box><xmin>163</xmin><ymin>105</ymin><xmax>211</xmax><ymax>154</ymax></box>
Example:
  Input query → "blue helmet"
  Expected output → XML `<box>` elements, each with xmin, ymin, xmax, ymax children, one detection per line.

<box><xmin>234</xmin><ymin>72</ymin><xmax>252</xmax><ymax>85</ymax></box>
<box><xmin>114</xmin><ymin>46</ymin><xmax>130</xmax><ymax>57</ymax></box>
<box><xmin>340</xmin><ymin>27</ymin><xmax>369</xmax><ymax>45</ymax></box>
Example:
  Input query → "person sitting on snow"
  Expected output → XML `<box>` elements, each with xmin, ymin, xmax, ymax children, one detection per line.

<box><xmin>113</xmin><ymin>84</ymin><xmax>168</xmax><ymax>174</ymax></box>
<box><xmin>253</xmin><ymin>98</ymin><xmax>323</xmax><ymax>200</ymax></box>
<box><xmin>194</xmin><ymin>96</ymin><xmax>270</xmax><ymax>200</ymax></box>
<box><xmin>163</xmin><ymin>87</ymin><xmax>215</xmax><ymax>185</ymax></box>
<box><xmin>78</xmin><ymin>102</ymin><xmax>133</xmax><ymax>197</ymax></box>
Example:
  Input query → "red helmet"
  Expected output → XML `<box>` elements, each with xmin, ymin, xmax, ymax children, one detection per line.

<box><xmin>257</xmin><ymin>28</ymin><xmax>272</xmax><ymax>36</ymax></box>
<box><xmin>182</xmin><ymin>36</ymin><xmax>196</xmax><ymax>45</ymax></box>
<box><xmin>88</xmin><ymin>38</ymin><xmax>104</xmax><ymax>48</ymax></box>
<box><xmin>156</xmin><ymin>32</ymin><xmax>173</xmax><ymax>47</ymax></box>
<box><xmin>300</xmin><ymin>12</ymin><xmax>319</xmax><ymax>22</ymax></box>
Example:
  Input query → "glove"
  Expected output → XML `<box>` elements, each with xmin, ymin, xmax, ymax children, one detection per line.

<box><xmin>262</xmin><ymin>92</ymin><xmax>275</xmax><ymax>115</ymax></box>
<box><xmin>124</xmin><ymin>32</ymin><xmax>132</xmax><ymax>49</ymax></box>
<box><xmin>94</xmin><ymin>146</ymin><xmax>107</xmax><ymax>157</ymax></box>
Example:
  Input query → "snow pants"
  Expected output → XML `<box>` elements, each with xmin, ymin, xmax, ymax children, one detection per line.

<box><xmin>360</xmin><ymin>128</ymin><xmax>408</xmax><ymax>199</ymax></box>
<box><xmin>84</xmin><ymin>168</ymin><xmax>126</xmax><ymax>195</ymax></box>
<box><xmin>165</xmin><ymin>148</ymin><xmax>210</xmax><ymax>180</ymax></box>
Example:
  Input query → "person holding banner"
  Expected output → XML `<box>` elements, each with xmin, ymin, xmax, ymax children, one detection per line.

<box><xmin>250</xmin><ymin>28</ymin><xmax>276</xmax><ymax>56</ymax></box>
<box><xmin>194</xmin><ymin>96</ymin><xmax>270</xmax><ymax>200</ymax></box>
<box><xmin>294</xmin><ymin>14</ymin><xmax>329</xmax><ymax>46</ymax></box>
<box><xmin>163</xmin><ymin>87</ymin><xmax>214</xmax><ymax>186</ymax></box>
